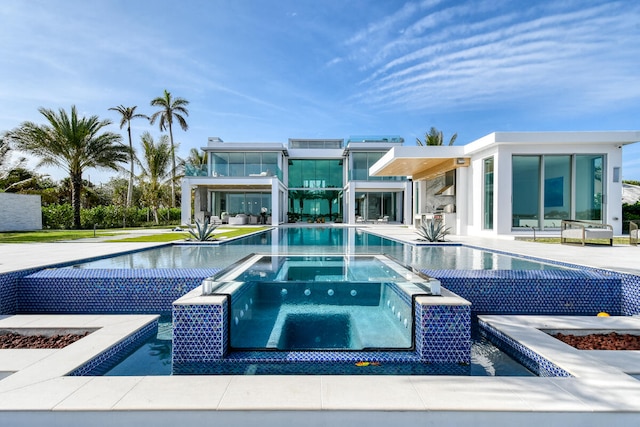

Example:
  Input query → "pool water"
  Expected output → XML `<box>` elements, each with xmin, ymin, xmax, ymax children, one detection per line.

<box><xmin>64</xmin><ymin>227</ymin><xmax>562</xmax><ymax>376</ymax></box>
<box><xmin>207</xmin><ymin>255</ymin><xmax>437</xmax><ymax>351</ymax></box>
<box><xmin>69</xmin><ymin>227</ymin><xmax>566</xmax><ymax>271</ymax></box>
<box><xmin>105</xmin><ymin>319</ymin><xmax>534</xmax><ymax>376</ymax></box>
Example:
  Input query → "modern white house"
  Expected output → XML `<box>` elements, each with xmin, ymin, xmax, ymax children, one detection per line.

<box><xmin>181</xmin><ymin>136</ymin><xmax>412</xmax><ymax>227</ymax></box>
<box><xmin>182</xmin><ymin>131</ymin><xmax>640</xmax><ymax>236</ymax></box>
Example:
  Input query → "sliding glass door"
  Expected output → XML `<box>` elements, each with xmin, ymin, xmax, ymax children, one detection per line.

<box><xmin>512</xmin><ymin>154</ymin><xmax>604</xmax><ymax>229</ymax></box>
<box><xmin>575</xmin><ymin>155</ymin><xmax>603</xmax><ymax>221</ymax></box>
<box><xmin>483</xmin><ymin>157</ymin><xmax>494</xmax><ymax>230</ymax></box>
<box><xmin>512</xmin><ymin>156</ymin><xmax>540</xmax><ymax>228</ymax></box>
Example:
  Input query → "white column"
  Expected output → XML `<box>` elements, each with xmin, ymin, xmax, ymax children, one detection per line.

<box><xmin>270</xmin><ymin>179</ymin><xmax>279</xmax><ymax>225</ymax></box>
<box><xmin>404</xmin><ymin>181</ymin><xmax>413</xmax><ymax>225</ymax></box>
<box><xmin>348</xmin><ymin>185</ymin><xmax>356</xmax><ymax>224</ymax></box>
<box><xmin>181</xmin><ymin>179</ymin><xmax>192</xmax><ymax>225</ymax></box>
<box><xmin>456</xmin><ymin>167</ymin><xmax>468</xmax><ymax>236</ymax></box>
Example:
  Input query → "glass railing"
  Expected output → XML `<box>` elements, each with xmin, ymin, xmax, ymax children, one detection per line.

<box><xmin>209</xmin><ymin>165</ymin><xmax>283</xmax><ymax>181</ymax></box>
<box><xmin>349</xmin><ymin>170</ymin><xmax>406</xmax><ymax>181</ymax></box>
<box><xmin>184</xmin><ymin>164</ymin><xmax>208</xmax><ymax>176</ymax></box>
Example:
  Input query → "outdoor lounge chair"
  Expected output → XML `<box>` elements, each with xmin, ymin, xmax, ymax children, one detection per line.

<box><xmin>561</xmin><ymin>219</ymin><xmax>613</xmax><ymax>246</ymax></box>
<box><xmin>631</xmin><ymin>220</ymin><xmax>639</xmax><ymax>246</ymax></box>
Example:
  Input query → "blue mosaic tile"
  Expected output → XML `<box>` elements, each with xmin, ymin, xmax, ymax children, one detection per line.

<box><xmin>478</xmin><ymin>319</ymin><xmax>571</xmax><ymax>377</ymax></box>
<box><xmin>415</xmin><ymin>302</ymin><xmax>471</xmax><ymax>363</ymax></box>
<box><xmin>68</xmin><ymin>319</ymin><xmax>158</xmax><ymax>376</ymax></box>
<box><xmin>18</xmin><ymin>268</ymin><xmax>220</xmax><ymax>314</ymax></box>
<box><xmin>172</xmin><ymin>300</ymin><xmax>228</xmax><ymax>364</ymax></box>
<box><xmin>174</xmin><ymin>357</ymin><xmax>470</xmax><ymax>375</ymax></box>
<box><xmin>0</xmin><ymin>267</ymin><xmax>43</xmax><ymax>315</ymax></box>
<box><xmin>421</xmin><ymin>269</ymin><xmax>621</xmax><ymax>316</ymax></box>
<box><xmin>4</xmin><ymin>240</ymin><xmax>640</xmax><ymax>377</ymax></box>
<box><xmin>172</xmin><ymin>289</ymin><xmax>471</xmax><ymax>367</ymax></box>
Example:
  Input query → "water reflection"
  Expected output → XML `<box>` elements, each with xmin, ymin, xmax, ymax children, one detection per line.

<box><xmin>70</xmin><ymin>227</ymin><xmax>564</xmax><ymax>271</ymax></box>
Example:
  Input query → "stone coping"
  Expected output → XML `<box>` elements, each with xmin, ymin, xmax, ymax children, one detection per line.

<box><xmin>0</xmin><ymin>314</ymin><xmax>157</xmax><ymax>392</ymax></box>
<box><xmin>0</xmin><ymin>314</ymin><xmax>639</xmax><ymax>426</ymax></box>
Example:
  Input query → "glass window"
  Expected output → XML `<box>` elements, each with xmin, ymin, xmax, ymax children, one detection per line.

<box><xmin>575</xmin><ymin>155</ymin><xmax>603</xmax><ymax>221</ymax></box>
<box><xmin>245</xmin><ymin>193</ymin><xmax>262</xmax><ymax>215</ymax></box>
<box><xmin>512</xmin><ymin>154</ymin><xmax>606</xmax><ymax>229</ymax></box>
<box><xmin>350</xmin><ymin>152</ymin><xmax>401</xmax><ymax>181</ymax></box>
<box><xmin>215</xmin><ymin>192</ymin><xmax>271</xmax><ymax>216</ymax></box>
<box><xmin>227</xmin><ymin>193</ymin><xmax>245</xmax><ymax>214</ymax></box>
<box><xmin>262</xmin><ymin>153</ymin><xmax>278</xmax><ymax>176</ymax></box>
<box><xmin>366</xmin><ymin>153</ymin><xmax>384</xmax><ymax>181</ymax></box>
<box><xmin>287</xmin><ymin>160</ymin><xmax>343</xmax><ymax>188</ymax></box>
<box><xmin>543</xmin><ymin>156</ymin><xmax>571</xmax><ymax>227</ymax></box>
<box><xmin>512</xmin><ymin>156</ymin><xmax>540</xmax><ymax>228</ymax></box>
<box><xmin>352</xmin><ymin>153</ymin><xmax>368</xmax><ymax>181</ymax></box>
<box><xmin>483</xmin><ymin>157</ymin><xmax>494</xmax><ymax>230</ymax></box>
<box><xmin>212</xmin><ymin>153</ymin><xmax>228</xmax><ymax>176</ymax></box>
<box><xmin>229</xmin><ymin>153</ymin><xmax>244</xmax><ymax>176</ymax></box>
<box><xmin>245</xmin><ymin>153</ymin><xmax>261</xmax><ymax>175</ymax></box>
<box><xmin>355</xmin><ymin>191</ymin><xmax>401</xmax><ymax>222</ymax></box>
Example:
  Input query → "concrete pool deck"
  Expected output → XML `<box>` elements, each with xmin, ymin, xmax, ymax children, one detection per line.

<box><xmin>1</xmin><ymin>226</ymin><xmax>640</xmax><ymax>426</ymax></box>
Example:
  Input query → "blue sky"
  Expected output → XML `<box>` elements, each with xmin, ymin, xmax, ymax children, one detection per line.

<box><xmin>2</xmin><ymin>0</ymin><xmax>640</xmax><ymax>183</ymax></box>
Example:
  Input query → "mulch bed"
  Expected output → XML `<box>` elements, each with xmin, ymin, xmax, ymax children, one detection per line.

<box><xmin>0</xmin><ymin>332</ymin><xmax>89</xmax><ymax>349</ymax></box>
<box><xmin>553</xmin><ymin>332</ymin><xmax>640</xmax><ymax>350</ymax></box>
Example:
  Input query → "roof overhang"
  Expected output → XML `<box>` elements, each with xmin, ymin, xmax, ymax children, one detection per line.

<box><xmin>369</xmin><ymin>146</ymin><xmax>470</xmax><ymax>181</ymax></box>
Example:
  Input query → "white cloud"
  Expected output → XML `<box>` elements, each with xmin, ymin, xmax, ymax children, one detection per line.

<box><xmin>341</xmin><ymin>1</ymin><xmax>640</xmax><ymax>113</ymax></box>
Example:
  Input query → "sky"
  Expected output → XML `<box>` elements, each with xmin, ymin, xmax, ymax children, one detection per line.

<box><xmin>1</xmin><ymin>0</ymin><xmax>640</xmax><ymax>184</ymax></box>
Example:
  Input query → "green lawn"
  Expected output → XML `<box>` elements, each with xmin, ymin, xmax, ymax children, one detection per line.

<box><xmin>0</xmin><ymin>226</ymin><xmax>270</xmax><ymax>243</ymax></box>
<box><xmin>105</xmin><ymin>232</ymin><xmax>190</xmax><ymax>243</ymax></box>
<box><xmin>0</xmin><ymin>230</ymin><xmax>118</xmax><ymax>243</ymax></box>
<box><xmin>103</xmin><ymin>226</ymin><xmax>270</xmax><ymax>243</ymax></box>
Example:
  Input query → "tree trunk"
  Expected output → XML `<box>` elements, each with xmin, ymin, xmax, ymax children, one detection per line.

<box><xmin>71</xmin><ymin>172</ymin><xmax>83</xmax><ymax>229</ymax></box>
<box><xmin>127</xmin><ymin>123</ymin><xmax>134</xmax><ymax>207</ymax></box>
<box><xmin>153</xmin><ymin>206</ymin><xmax>159</xmax><ymax>225</ymax></box>
<box><xmin>168</xmin><ymin>122</ymin><xmax>176</xmax><ymax>208</ymax></box>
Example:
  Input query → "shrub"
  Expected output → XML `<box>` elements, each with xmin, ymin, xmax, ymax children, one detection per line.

<box><xmin>42</xmin><ymin>203</ymin><xmax>182</xmax><ymax>229</ymax></box>
<box><xmin>186</xmin><ymin>218</ymin><xmax>218</xmax><ymax>241</ymax></box>
<box><xmin>416</xmin><ymin>220</ymin><xmax>450</xmax><ymax>242</ymax></box>
<box><xmin>42</xmin><ymin>204</ymin><xmax>74</xmax><ymax>229</ymax></box>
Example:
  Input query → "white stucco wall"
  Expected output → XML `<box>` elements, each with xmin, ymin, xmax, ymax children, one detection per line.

<box><xmin>0</xmin><ymin>193</ymin><xmax>42</xmax><ymax>231</ymax></box>
<box><xmin>464</xmin><ymin>133</ymin><xmax>637</xmax><ymax>236</ymax></box>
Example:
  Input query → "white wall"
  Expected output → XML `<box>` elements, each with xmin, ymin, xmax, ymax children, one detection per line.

<box><xmin>0</xmin><ymin>193</ymin><xmax>42</xmax><ymax>231</ymax></box>
<box><xmin>469</xmin><ymin>141</ymin><xmax>626</xmax><ymax>236</ymax></box>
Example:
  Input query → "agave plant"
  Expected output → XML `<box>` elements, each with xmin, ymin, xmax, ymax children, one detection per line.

<box><xmin>186</xmin><ymin>218</ymin><xmax>218</xmax><ymax>241</ymax></box>
<box><xmin>416</xmin><ymin>220</ymin><xmax>450</xmax><ymax>242</ymax></box>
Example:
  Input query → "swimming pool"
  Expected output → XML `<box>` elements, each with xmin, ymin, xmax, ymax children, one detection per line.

<box><xmin>69</xmin><ymin>227</ymin><xmax>565</xmax><ymax>271</ymax></box>
<box><xmin>18</xmin><ymin>226</ymin><xmax>617</xmax><ymax>377</ymax></box>
<box><xmin>202</xmin><ymin>254</ymin><xmax>440</xmax><ymax>350</ymax></box>
<box><xmin>104</xmin><ymin>317</ymin><xmax>534</xmax><ymax>376</ymax></box>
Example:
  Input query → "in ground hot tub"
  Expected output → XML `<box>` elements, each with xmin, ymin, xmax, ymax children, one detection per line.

<box><xmin>172</xmin><ymin>254</ymin><xmax>470</xmax><ymax>373</ymax></box>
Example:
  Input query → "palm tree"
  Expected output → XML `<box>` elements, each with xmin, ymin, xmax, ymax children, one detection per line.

<box><xmin>416</xmin><ymin>127</ymin><xmax>458</xmax><ymax>146</ymax></box>
<box><xmin>0</xmin><ymin>137</ymin><xmax>10</xmax><ymax>171</ymax></box>
<box><xmin>137</xmin><ymin>131</ymin><xmax>172</xmax><ymax>224</ymax></box>
<box><xmin>149</xmin><ymin>90</ymin><xmax>189</xmax><ymax>207</ymax></box>
<box><xmin>109</xmin><ymin>105</ymin><xmax>148</xmax><ymax>207</ymax></box>
<box><xmin>4</xmin><ymin>106</ymin><xmax>127</xmax><ymax>228</ymax></box>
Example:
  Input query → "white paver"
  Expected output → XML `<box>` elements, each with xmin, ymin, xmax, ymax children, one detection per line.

<box><xmin>2</xmin><ymin>226</ymin><xmax>640</xmax><ymax>426</ymax></box>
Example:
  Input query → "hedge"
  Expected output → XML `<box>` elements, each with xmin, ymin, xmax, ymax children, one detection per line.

<box><xmin>42</xmin><ymin>204</ymin><xmax>181</xmax><ymax>229</ymax></box>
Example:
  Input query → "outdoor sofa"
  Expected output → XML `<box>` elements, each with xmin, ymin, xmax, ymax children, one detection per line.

<box><xmin>560</xmin><ymin>219</ymin><xmax>613</xmax><ymax>246</ymax></box>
